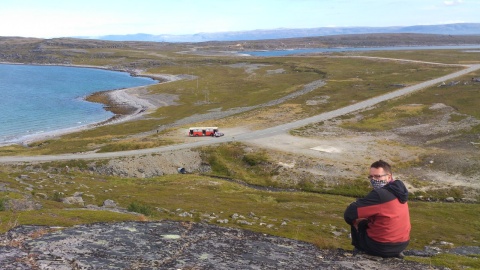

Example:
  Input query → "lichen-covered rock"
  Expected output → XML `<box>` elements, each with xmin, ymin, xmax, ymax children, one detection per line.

<box><xmin>60</xmin><ymin>196</ymin><xmax>84</xmax><ymax>206</ymax></box>
<box><xmin>5</xmin><ymin>198</ymin><xmax>42</xmax><ymax>211</ymax></box>
<box><xmin>0</xmin><ymin>221</ymin><xmax>445</xmax><ymax>270</ymax></box>
<box><xmin>102</xmin><ymin>199</ymin><xmax>117</xmax><ymax>208</ymax></box>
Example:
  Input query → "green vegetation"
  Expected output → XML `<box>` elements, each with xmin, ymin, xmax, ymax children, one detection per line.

<box><xmin>341</xmin><ymin>104</ymin><xmax>429</xmax><ymax>132</ymax></box>
<box><xmin>0</xmin><ymin>209</ymin><xmax>139</xmax><ymax>231</ymax></box>
<box><xmin>409</xmin><ymin>254</ymin><xmax>480</xmax><ymax>270</ymax></box>
<box><xmin>337</xmin><ymin>66</ymin><xmax>480</xmax><ymax>133</ymax></box>
<box><xmin>127</xmin><ymin>202</ymin><xmax>154</xmax><ymax>216</ymax></box>
<box><xmin>202</xmin><ymin>142</ymin><xmax>374</xmax><ymax>196</ymax></box>
<box><xmin>52</xmin><ymin>191</ymin><xmax>64</xmax><ymax>202</ymax></box>
<box><xmin>0</xmin><ymin>197</ymin><xmax>6</xmax><ymax>211</ymax></box>
<box><xmin>202</xmin><ymin>143</ymin><xmax>277</xmax><ymax>186</ymax></box>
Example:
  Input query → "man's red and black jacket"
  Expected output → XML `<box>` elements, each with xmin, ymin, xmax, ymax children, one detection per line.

<box><xmin>344</xmin><ymin>180</ymin><xmax>411</xmax><ymax>244</ymax></box>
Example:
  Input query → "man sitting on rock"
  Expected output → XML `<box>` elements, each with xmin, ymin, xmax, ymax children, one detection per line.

<box><xmin>344</xmin><ymin>160</ymin><xmax>411</xmax><ymax>258</ymax></box>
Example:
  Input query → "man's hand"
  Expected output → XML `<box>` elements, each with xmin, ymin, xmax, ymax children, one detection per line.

<box><xmin>353</xmin><ymin>218</ymin><xmax>368</xmax><ymax>229</ymax></box>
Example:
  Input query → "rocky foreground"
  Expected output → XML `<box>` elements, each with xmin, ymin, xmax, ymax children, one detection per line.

<box><xmin>0</xmin><ymin>220</ymin><xmax>444</xmax><ymax>270</ymax></box>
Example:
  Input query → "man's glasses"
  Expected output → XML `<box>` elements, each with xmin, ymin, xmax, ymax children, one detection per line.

<box><xmin>368</xmin><ymin>174</ymin><xmax>389</xmax><ymax>180</ymax></box>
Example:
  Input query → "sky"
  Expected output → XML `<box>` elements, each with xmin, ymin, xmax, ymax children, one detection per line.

<box><xmin>1</xmin><ymin>0</ymin><xmax>479</xmax><ymax>38</ymax></box>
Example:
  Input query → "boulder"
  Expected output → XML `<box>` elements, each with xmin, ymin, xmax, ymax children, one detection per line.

<box><xmin>61</xmin><ymin>196</ymin><xmax>84</xmax><ymax>206</ymax></box>
<box><xmin>102</xmin><ymin>199</ymin><xmax>117</xmax><ymax>208</ymax></box>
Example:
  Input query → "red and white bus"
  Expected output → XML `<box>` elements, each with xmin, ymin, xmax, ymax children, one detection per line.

<box><xmin>188</xmin><ymin>127</ymin><xmax>223</xmax><ymax>137</ymax></box>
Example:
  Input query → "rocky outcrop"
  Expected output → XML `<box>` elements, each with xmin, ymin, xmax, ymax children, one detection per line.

<box><xmin>3</xmin><ymin>198</ymin><xmax>42</xmax><ymax>211</ymax></box>
<box><xmin>90</xmin><ymin>149</ymin><xmax>209</xmax><ymax>178</ymax></box>
<box><xmin>0</xmin><ymin>221</ymin><xmax>443</xmax><ymax>270</ymax></box>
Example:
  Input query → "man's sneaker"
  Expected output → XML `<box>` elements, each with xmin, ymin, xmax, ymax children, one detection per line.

<box><xmin>396</xmin><ymin>252</ymin><xmax>405</xmax><ymax>259</ymax></box>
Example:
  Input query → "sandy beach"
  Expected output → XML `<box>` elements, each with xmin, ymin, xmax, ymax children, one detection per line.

<box><xmin>89</xmin><ymin>72</ymin><xmax>188</xmax><ymax>122</ymax></box>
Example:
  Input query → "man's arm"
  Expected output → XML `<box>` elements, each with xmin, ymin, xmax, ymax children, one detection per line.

<box><xmin>344</xmin><ymin>202</ymin><xmax>359</xmax><ymax>225</ymax></box>
<box><xmin>344</xmin><ymin>191</ymin><xmax>381</xmax><ymax>225</ymax></box>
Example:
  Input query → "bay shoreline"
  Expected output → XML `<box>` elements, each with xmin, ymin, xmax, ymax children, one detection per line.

<box><xmin>0</xmin><ymin>62</ymin><xmax>185</xmax><ymax>146</ymax></box>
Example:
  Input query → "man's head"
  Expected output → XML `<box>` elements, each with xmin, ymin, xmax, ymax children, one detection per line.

<box><xmin>369</xmin><ymin>160</ymin><xmax>394</xmax><ymax>189</ymax></box>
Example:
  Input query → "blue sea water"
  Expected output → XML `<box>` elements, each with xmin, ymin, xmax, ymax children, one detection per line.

<box><xmin>0</xmin><ymin>64</ymin><xmax>156</xmax><ymax>145</ymax></box>
<box><xmin>244</xmin><ymin>45</ymin><xmax>480</xmax><ymax>56</ymax></box>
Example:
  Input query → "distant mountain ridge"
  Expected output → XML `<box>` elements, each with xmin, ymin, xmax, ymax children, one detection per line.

<box><xmin>87</xmin><ymin>23</ymin><xmax>480</xmax><ymax>43</ymax></box>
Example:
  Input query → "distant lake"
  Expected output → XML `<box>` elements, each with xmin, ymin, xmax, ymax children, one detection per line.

<box><xmin>243</xmin><ymin>45</ymin><xmax>480</xmax><ymax>56</ymax></box>
<box><xmin>0</xmin><ymin>64</ymin><xmax>157</xmax><ymax>145</ymax></box>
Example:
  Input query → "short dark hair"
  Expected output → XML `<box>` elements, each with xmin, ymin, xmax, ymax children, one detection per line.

<box><xmin>370</xmin><ymin>160</ymin><xmax>392</xmax><ymax>174</ymax></box>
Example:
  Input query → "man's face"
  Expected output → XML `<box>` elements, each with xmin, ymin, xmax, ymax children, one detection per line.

<box><xmin>368</xmin><ymin>167</ymin><xmax>392</xmax><ymax>181</ymax></box>
<box><xmin>368</xmin><ymin>167</ymin><xmax>393</xmax><ymax>189</ymax></box>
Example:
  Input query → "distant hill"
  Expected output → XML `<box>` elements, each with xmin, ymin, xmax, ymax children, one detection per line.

<box><xmin>86</xmin><ymin>23</ymin><xmax>480</xmax><ymax>43</ymax></box>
